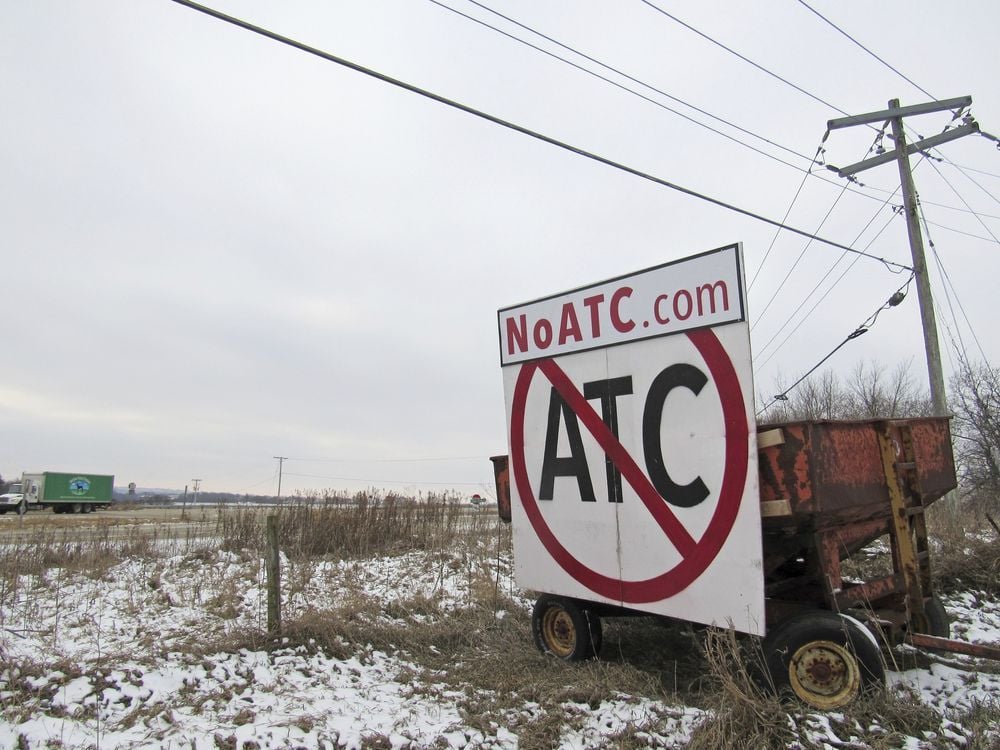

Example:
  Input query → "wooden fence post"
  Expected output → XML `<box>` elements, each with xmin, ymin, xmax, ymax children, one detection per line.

<box><xmin>266</xmin><ymin>514</ymin><xmax>281</xmax><ymax>636</ymax></box>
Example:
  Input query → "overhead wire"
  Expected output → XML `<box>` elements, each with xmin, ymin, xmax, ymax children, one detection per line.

<box><xmin>747</xmin><ymin>149</ymin><xmax>823</xmax><ymax>291</ymax></box>
<box><xmin>285</xmin><ymin>455</ymin><xmax>483</xmax><ymax>463</ymax></box>
<box><xmin>166</xmin><ymin>0</ymin><xmax>911</xmax><ymax>271</ymax></box>
<box><xmin>284</xmin><ymin>471</ymin><xmax>485</xmax><ymax>487</ymax></box>
<box><xmin>435</xmin><ymin>1</ymin><xmax>1000</xmax><ymax>221</ymax></box>
<box><xmin>799</xmin><ymin>2</ymin><xmax>1000</xmax><ymax>221</ymax></box>
<box><xmin>749</xmin><ymin>181</ymin><xmax>851</xmax><ymax>330</ymax></box>
<box><xmin>945</xmin><ymin>161</ymin><xmax>1000</xmax><ymax>180</ymax></box>
<box><xmin>924</xmin><ymin>158</ymin><xmax>1000</xmax><ymax>245</ymax></box>
<box><xmin>922</xmin><ymin>218</ymin><xmax>1000</xmax><ymax>244</ymax></box>
<box><xmin>755</xmin><ymin>273</ymin><xmax>914</xmax><ymax>417</ymax></box>
<box><xmin>917</xmin><ymin>204</ymin><xmax>989</xmax><ymax>362</ymax></box>
<box><xmin>438</xmin><ymin>0</ymin><xmax>913</xmax><ymax>295</ymax></box>
<box><xmin>237</xmin><ymin>471</ymin><xmax>279</xmax><ymax>494</ymax></box>
<box><xmin>453</xmin><ymin>0</ymin><xmax>1000</xmax><ymax>224</ymax></box>
<box><xmin>638</xmin><ymin>0</ymin><xmax>1000</xmax><ymax>219</ymax></box>
<box><xmin>753</xmin><ymin>209</ymin><xmax>900</xmax><ymax>371</ymax></box>
<box><xmin>429</xmin><ymin>0</ymin><xmax>923</xmax><ymax>295</ymax></box>
<box><xmin>638</xmin><ymin>0</ymin><xmax>992</xmax><ymax>382</ymax></box>
<box><xmin>433</xmin><ymin>0</ymin><xmax>817</xmax><ymax>165</ymax></box>
<box><xmin>638</xmin><ymin>0</ymin><xmax>861</xmax><ymax>121</ymax></box>
<box><xmin>751</xmin><ymin>128</ymin><xmax>899</xmax><ymax>351</ymax></box>
<box><xmin>794</xmin><ymin>0</ymin><xmax>934</xmax><ymax>99</ymax></box>
<box><xmin>752</xmin><ymin>153</ymin><xmax>938</xmax><ymax>367</ymax></box>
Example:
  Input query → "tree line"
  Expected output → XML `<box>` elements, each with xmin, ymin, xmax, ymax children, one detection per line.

<box><xmin>759</xmin><ymin>357</ymin><xmax>999</xmax><ymax>506</ymax></box>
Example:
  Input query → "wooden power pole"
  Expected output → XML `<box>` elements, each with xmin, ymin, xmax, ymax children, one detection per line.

<box><xmin>828</xmin><ymin>96</ymin><xmax>979</xmax><ymax>417</ymax></box>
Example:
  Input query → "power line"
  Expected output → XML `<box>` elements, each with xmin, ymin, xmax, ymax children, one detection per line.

<box><xmin>925</xmin><ymin>158</ymin><xmax>1000</xmax><ymax>245</ymax></box>
<box><xmin>435</xmin><ymin>0</ymin><xmax>817</xmax><ymax>165</ymax></box>
<box><xmin>752</xmin><ymin>154</ymin><xmax>916</xmax><ymax>368</ymax></box>
<box><xmin>753</xmin><ymin>209</ymin><xmax>899</xmax><ymax>370</ymax></box>
<box><xmin>921</xmin><ymin>218</ymin><xmax>1000</xmax><ymax>245</ymax></box>
<box><xmin>918</xmin><ymin>205</ymin><xmax>988</xmax><ymax>362</ymax></box>
<box><xmin>638</xmin><ymin>1</ymin><xmax>1000</xmax><ymax>221</ymax></box>
<box><xmin>756</xmin><ymin>275</ymin><xmax>914</xmax><ymax>417</ymax></box>
<box><xmin>444</xmin><ymin>0</ymin><xmax>999</xmax><ymax>220</ymax></box>
<box><xmin>286</xmin><ymin>455</ymin><xmax>484</xmax><ymax>463</ymax></box>
<box><xmin>639</xmin><ymin>0</ymin><xmax>861</xmax><ymax>121</ymax></box>
<box><xmin>748</xmin><ymin>140</ymin><xmax>827</xmax><ymax>290</ymax></box>
<box><xmin>944</xmin><ymin>161</ymin><xmax>1000</xmax><ymax>181</ymax></box>
<box><xmin>238</xmin><ymin>471</ymin><xmax>279</xmax><ymax>494</ymax></box>
<box><xmin>795</xmin><ymin>0</ymin><xmax>934</xmax><ymax>99</ymax></box>
<box><xmin>750</xmin><ymin>181</ymin><xmax>851</xmax><ymax>330</ymax></box>
<box><xmin>166</xmin><ymin>0</ymin><xmax>912</xmax><ymax>272</ymax></box>
<box><xmin>928</xmin><ymin>249</ymin><xmax>973</xmax><ymax>369</ymax></box>
<box><xmin>284</xmin><ymin>471</ymin><xmax>485</xmax><ymax>487</ymax></box>
<box><xmin>751</xmin><ymin>130</ymin><xmax>889</xmax><ymax>335</ymax></box>
<box><xmin>942</xmin><ymin>152</ymin><xmax>1000</xmax><ymax>209</ymax></box>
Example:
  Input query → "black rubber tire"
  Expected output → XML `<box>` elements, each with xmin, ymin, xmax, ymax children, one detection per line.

<box><xmin>531</xmin><ymin>595</ymin><xmax>602</xmax><ymax>661</ymax></box>
<box><xmin>71</xmin><ymin>503</ymin><xmax>82</xmax><ymax>514</ymax></box>
<box><xmin>0</xmin><ymin>509</ymin><xmax>7</xmax><ymax>515</ymax></box>
<box><xmin>923</xmin><ymin>596</ymin><xmax>951</xmax><ymax>638</ymax></box>
<box><xmin>762</xmin><ymin>611</ymin><xmax>885</xmax><ymax>710</ymax></box>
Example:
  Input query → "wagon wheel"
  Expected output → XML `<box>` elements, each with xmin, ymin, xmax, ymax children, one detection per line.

<box><xmin>762</xmin><ymin>611</ymin><xmax>885</xmax><ymax>710</ymax></box>
<box><xmin>531</xmin><ymin>595</ymin><xmax>602</xmax><ymax>661</ymax></box>
<box><xmin>922</xmin><ymin>596</ymin><xmax>951</xmax><ymax>638</ymax></box>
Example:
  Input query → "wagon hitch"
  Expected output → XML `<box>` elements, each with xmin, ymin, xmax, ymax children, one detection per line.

<box><xmin>906</xmin><ymin>633</ymin><xmax>1000</xmax><ymax>661</ymax></box>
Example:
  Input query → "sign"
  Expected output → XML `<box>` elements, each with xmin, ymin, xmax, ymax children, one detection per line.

<box><xmin>498</xmin><ymin>244</ymin><xmax>764</xmax><ymax>635</ymax></box>
<box><xmin>499</xmin><ymin>245</ymin><xmax>744</xmax><ymax>366</ymax></box>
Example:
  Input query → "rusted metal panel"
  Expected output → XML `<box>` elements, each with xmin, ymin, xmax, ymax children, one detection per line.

<box><xmin>907</xmin><ymin>633</ymin><xmax>1000</xmax><ymax>661</ymax></box>
<box><xmin>815</xmin><ymin>518</ymin><xmax>890</xmax><ymax>559</ymax></box>
<box><xmin>489</xmin><ymin>455</ymin><xmax>511</xmax><ymax>523</ymax></box>
<box><xmin>905</xmin><ymin>419</ymin><xmax>958</xmax><ymax>503</ymax></box>
<box><xmin>834</xmin><ymin>574</ymin><xmax>903</xmax><ymax>609</ymax></box>
<box><xmin>756</xmin><ymin>418</ymin><xmax>956</xmax><ymax>526</ymax></box>
<box><xmin>757</xmin><ymin>423</ymin><xmax>815</xmax><ymax>512</ymax></box>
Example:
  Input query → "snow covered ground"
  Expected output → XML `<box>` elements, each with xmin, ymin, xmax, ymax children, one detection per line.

<box><xmin>0</xmin><ymin>536</ymin><xmax>997</xmax><ymax>749</ymax></box>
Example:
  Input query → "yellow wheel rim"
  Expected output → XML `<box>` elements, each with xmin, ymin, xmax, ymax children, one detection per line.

<box><xmin>541</xmin><ymin>607</ymin><xmax>576</xmax><ymax>658</ymax></box>
<box><xmin>788</xmin><ymin>639</ymin><xmax>860</xmax><ymax>710</ymax></box>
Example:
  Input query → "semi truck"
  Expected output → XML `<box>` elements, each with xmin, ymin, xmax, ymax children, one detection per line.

<box><xmin>0</xmin><ymin>472</ymin><xmax>115</xmax><ymax>515</ymax></box>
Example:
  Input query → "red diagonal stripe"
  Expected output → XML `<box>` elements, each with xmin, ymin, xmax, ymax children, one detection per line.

<box><xmin>538</xmin><ymin>358</ymin><xmax>697</xmax><ymax>557</ymax></box>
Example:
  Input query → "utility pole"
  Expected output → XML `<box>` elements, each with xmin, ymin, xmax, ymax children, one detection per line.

<box><xmin>273</xmin><ymin>456</ymin><xmax>288</xmax><ymax>502</ymax></box>
<box><xmin>828</xmin><ymin>96</ymin><xmax>979</xmax><ymax>417</ymax></box>
<box><xmin>189</xmin><ymin>479</ymin><xmax>201</xmax><ymax>516</ymax></box>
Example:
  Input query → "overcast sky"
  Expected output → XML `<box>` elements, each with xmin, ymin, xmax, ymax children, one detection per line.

<box><xmin>2</xmin><ymin>1</ymin><xmax>998</xmax><ymax>496</ymax></box>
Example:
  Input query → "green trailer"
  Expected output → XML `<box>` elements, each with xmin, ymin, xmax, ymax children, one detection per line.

<box><xmin>15</xmin><ymin>472</ymin><xmax>115</xmax><ymax>514</ymax></box>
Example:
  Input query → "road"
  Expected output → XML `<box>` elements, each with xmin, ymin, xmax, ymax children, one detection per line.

<box><xmin>0</xmin><ymin>504</ymin><xmax>224</xmax><ymax>543</ymax></box>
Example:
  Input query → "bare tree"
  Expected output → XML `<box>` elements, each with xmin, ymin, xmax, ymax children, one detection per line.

<box><xmin>949</xmin><ymin>357</ymin><xmax>1000</xmax><ymax>495</ymax></box>
<box><xmin>846</xmin><ymin>360</ymin><xmax>930</xmax><ymax>419</ymax></box>
<box><xmin>759</xmin><ymin>360</ymin><xmax>930</xmax><ymax>423</ymax></box>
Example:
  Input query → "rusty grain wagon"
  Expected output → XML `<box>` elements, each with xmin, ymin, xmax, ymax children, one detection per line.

<box><xmin>491</xmin><ymin>416</ymin><xmax>1000</xmax><ymax>709</ymax></box>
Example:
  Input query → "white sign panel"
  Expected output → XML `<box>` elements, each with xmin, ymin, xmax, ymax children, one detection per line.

<box><xmin>499</xmin><ymin>244</ymin><xmax>764</xmax><ymax>635</ymax></box>
<box><xmin>499</xmin><ymin>244</ymin><xmax>744</xmax><ymax>366</ymax></box>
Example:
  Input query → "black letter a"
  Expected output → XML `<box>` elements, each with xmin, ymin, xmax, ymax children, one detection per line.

<box><xmin>539</xmin><ymin>387</ymin><xmax>596</xmax><ymax>502</ymax></box>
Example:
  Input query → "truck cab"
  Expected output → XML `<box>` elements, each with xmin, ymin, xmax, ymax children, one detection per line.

<box><xmin>0</xmin><ymin>481</ymin><xmax>25</xmax><ymax>514</ymax></box>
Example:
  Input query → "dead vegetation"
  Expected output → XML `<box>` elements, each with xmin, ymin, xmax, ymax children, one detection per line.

<box><xmin>927</xmin><ymin>493</ymin><xmax>1000</xmax><ymax>596</ymax></box>
<box><xmin>215</xmin><ymin>491</ymin><xmax>492</xmax><ymax>559</ymax></box>
<box><xmin>0</xmin><ymin>493</ymin><xmax>998</xmax><ymax>747</ymax></box>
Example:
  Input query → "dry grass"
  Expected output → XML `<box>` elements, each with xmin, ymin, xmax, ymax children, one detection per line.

<box><xmin>926</xmin><ymin>494</ymin><xmax>1000</xmax><ymax>596</ymax></box>
<box><xmin>685</xmin><ymin>628</ymin><xmax>793</xmax><ymax>750</ymax></box>
<box><xmin>950</xmin><ymin>696</ymin><xmax>1000</xmax><ymax>750</ymax></box>
<box><xmin>1</xmin><ymin>488</ymin><xmax>996</xmax><ymax>747</ymax></box>
<box><xmin>215</xmin><ymin>492</ymin><xmax>491</xmax><ymax>560</ymax></box>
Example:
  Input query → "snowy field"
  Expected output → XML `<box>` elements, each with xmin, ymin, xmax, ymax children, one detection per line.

<box><xmin>0</xmin><ymin>531</ymin><xmax>998</xmax><ymax>749</ymax></box>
